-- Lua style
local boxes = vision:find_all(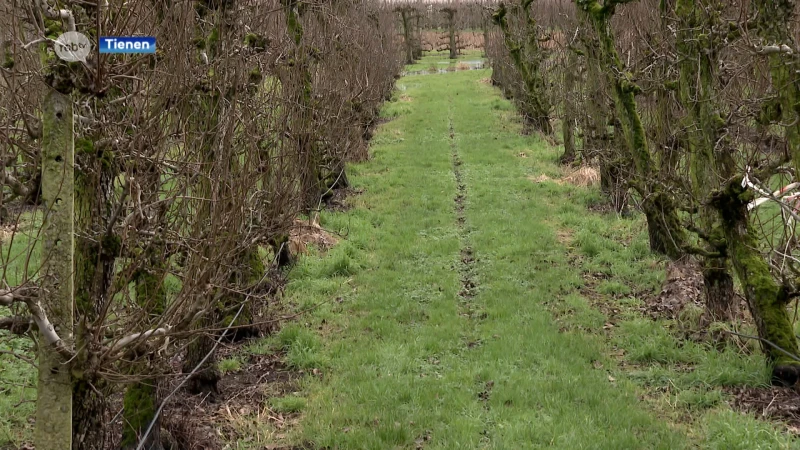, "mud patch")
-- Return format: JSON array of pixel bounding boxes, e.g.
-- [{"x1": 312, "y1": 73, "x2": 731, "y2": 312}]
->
[
  {"x1": 450, "y1": 105, "x2": 481, "y2": 320},
  {"x1": 728, "y1": 385, "x2": 800, "y2": 432},
  {"x1": 555, "y1": 227, "x2": 573, "y2": 245}
]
